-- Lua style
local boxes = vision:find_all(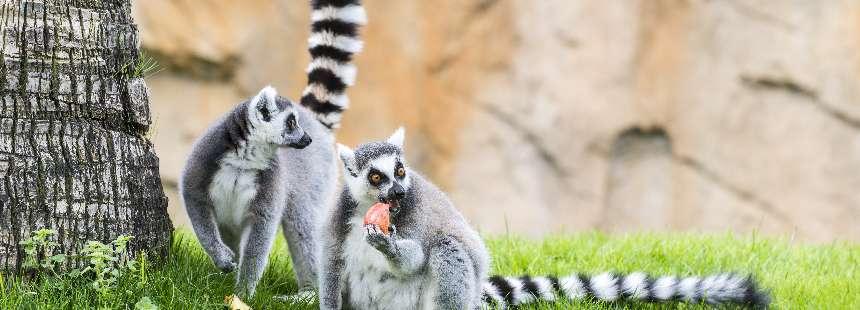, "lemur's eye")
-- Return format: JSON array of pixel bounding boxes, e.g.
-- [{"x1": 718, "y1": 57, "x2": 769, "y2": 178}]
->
[
  {"x1": 396, "y1": 167, "x2": 405, "y2": 177},
  {"x1": 287, "y1": 115, "x2": 297, "y2": 130},
  {"x1": 369, "y1": 173, "x2": 382, "y2": 185}
]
